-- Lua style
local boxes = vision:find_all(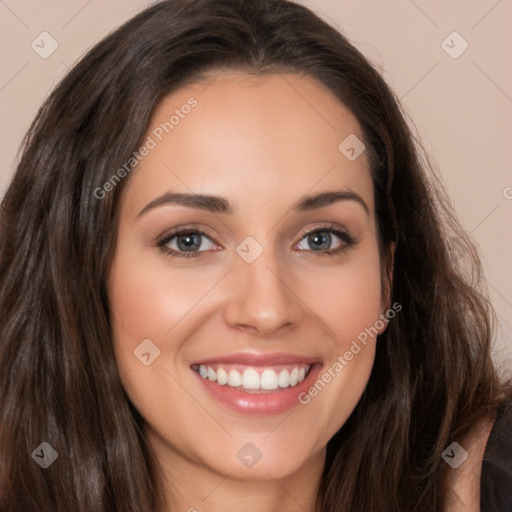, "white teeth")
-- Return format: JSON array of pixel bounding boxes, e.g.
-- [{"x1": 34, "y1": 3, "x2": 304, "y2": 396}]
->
[
  {"x1": 228, "y1": 369, "x2": 242, "y2": 387},
  {"x1": 217, "y1": 367, "x2": 228, "y2": 385},
  {"x1": 196, "y1": 364, "x2": 311, "y2": 391},
  {"x1": 278, "y1": 369, "x2": 290, "y2": 388},
  {"x1": 260, "y1": 369, "x2": 279, "y2": 390},
  {"x1": 242, "y1": 368, "x2": 260, "y2": 389}
]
